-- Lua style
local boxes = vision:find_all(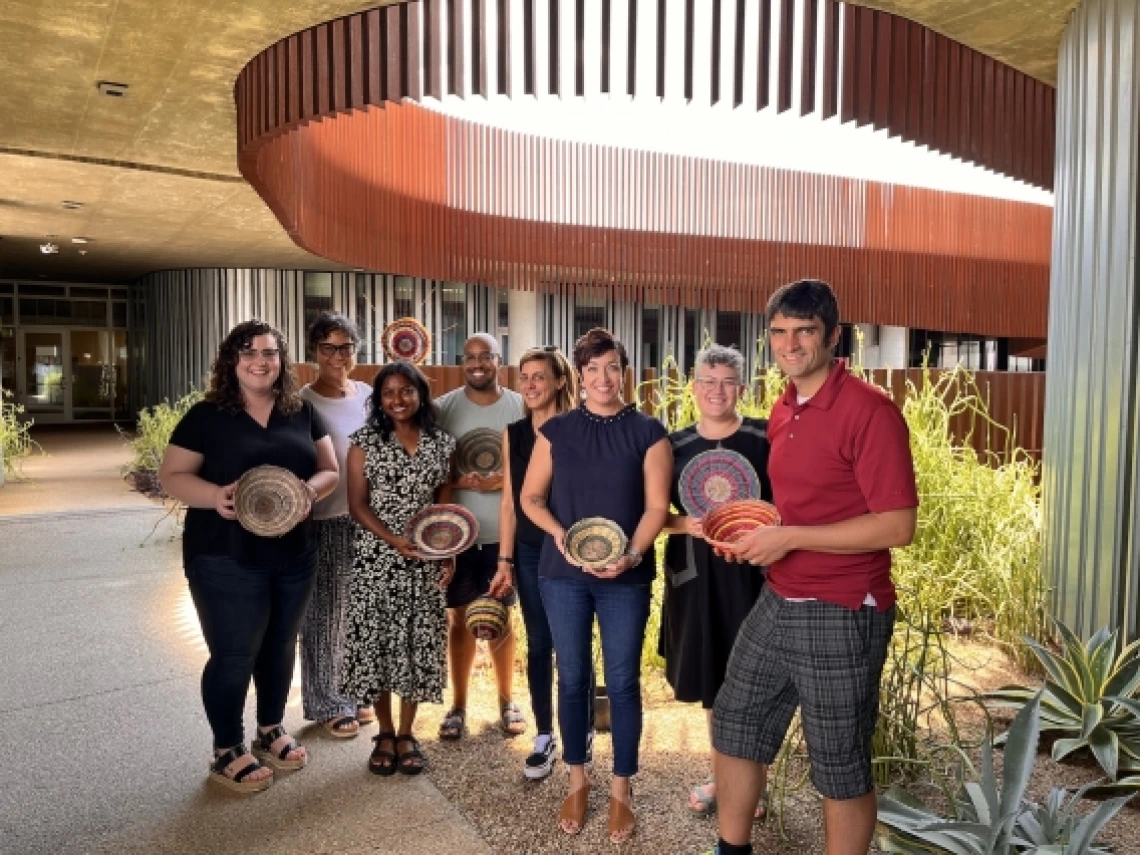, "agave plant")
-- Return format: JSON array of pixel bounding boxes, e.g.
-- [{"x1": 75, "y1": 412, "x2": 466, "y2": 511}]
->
[
  {"x1": 984, "y1": 617, "x2": 1140, "y2": 781},
  {"x1": 877, "y1": 693, "x2": 1134, "y2": 854}
]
